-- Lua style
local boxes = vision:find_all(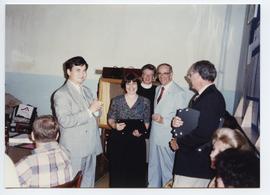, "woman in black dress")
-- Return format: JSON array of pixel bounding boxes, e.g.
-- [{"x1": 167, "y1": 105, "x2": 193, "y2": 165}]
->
[{"x1": 107, "y1": 73, "x2": 150, "y2": 188}]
